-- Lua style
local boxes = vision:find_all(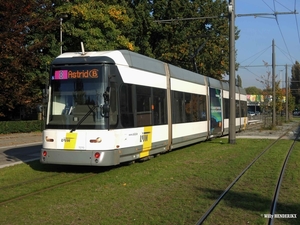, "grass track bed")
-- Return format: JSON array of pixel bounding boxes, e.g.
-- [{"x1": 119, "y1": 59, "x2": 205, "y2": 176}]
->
[
  {"x1": 203, "y1": 140, "x2": 299, "y2": 225},
  {"x1": 0, "y1": 138, "x2": 299, "y2": 225}
]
